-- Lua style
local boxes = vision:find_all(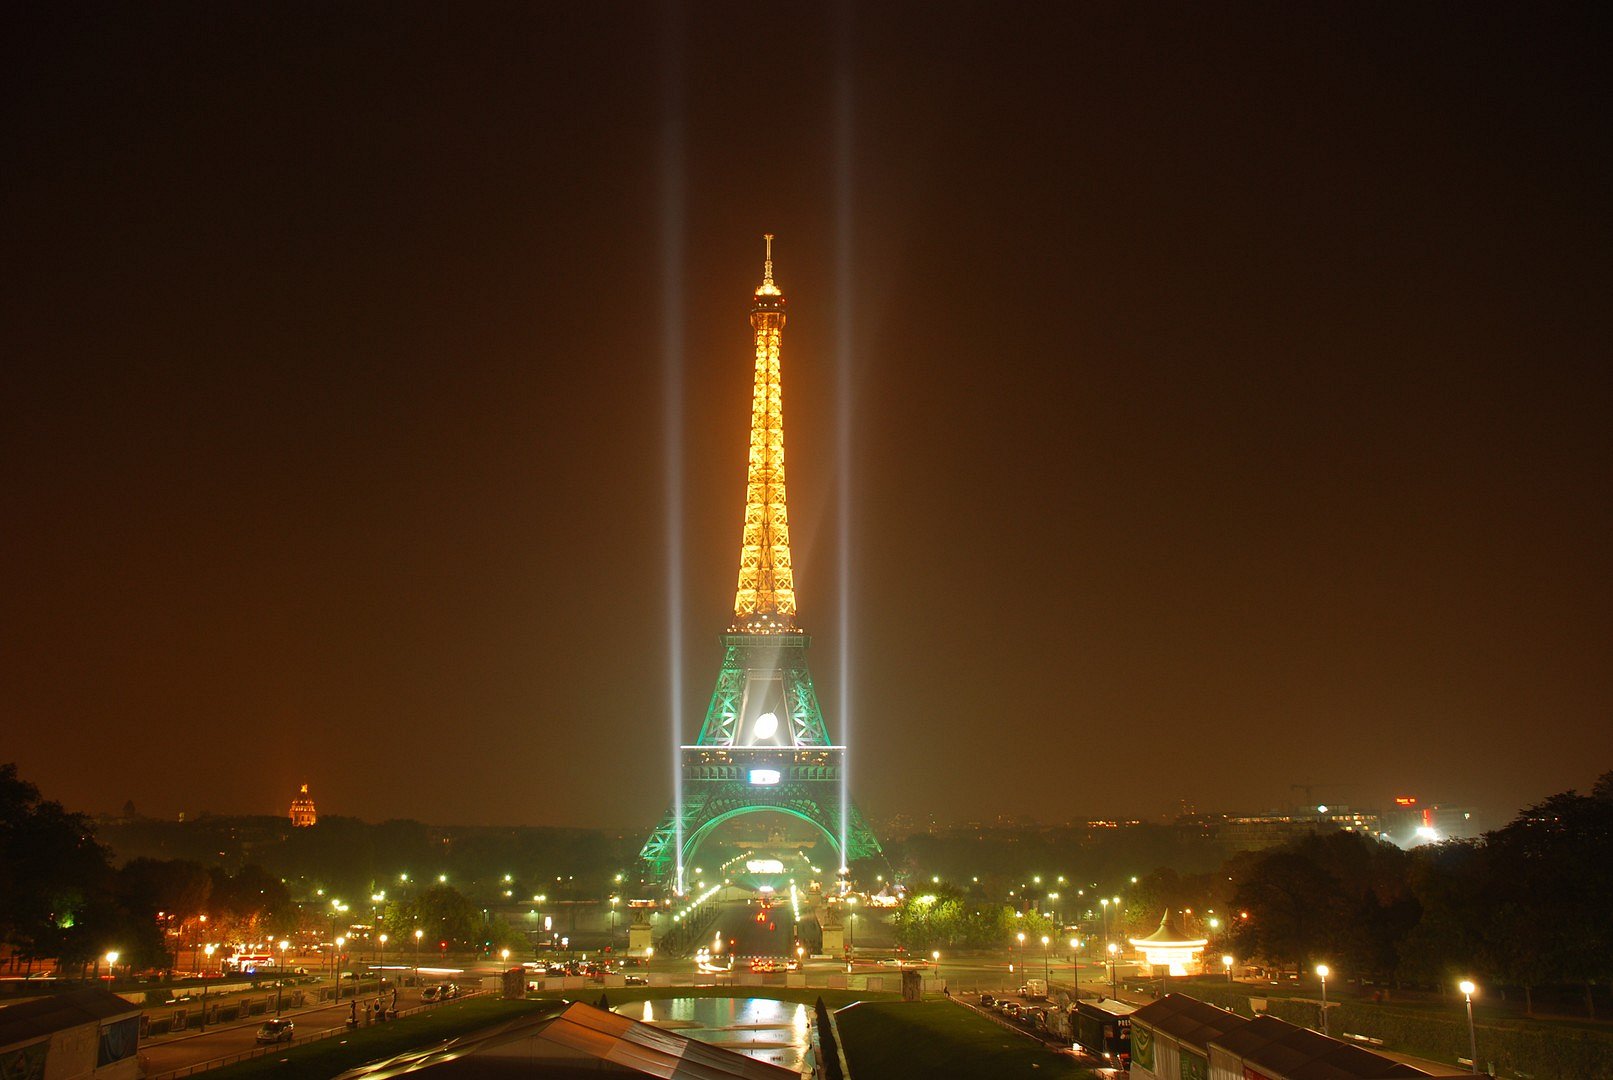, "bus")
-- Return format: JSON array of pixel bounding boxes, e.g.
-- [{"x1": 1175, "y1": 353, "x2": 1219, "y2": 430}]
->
[
  {"x1": 223, "y1": 953, "x2": 275, "y2": 973},
  {"x1": 1072, "y1": 998, "x2": 1134, "y2": 1068}
]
